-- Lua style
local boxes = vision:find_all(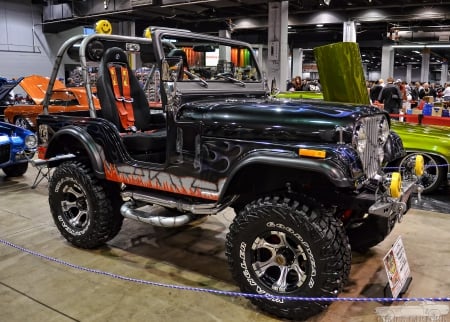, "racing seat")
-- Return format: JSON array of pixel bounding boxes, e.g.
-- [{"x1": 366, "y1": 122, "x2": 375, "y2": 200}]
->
[{"x1": 96, "y1": 47, "x2": 166, "y2": 162}]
